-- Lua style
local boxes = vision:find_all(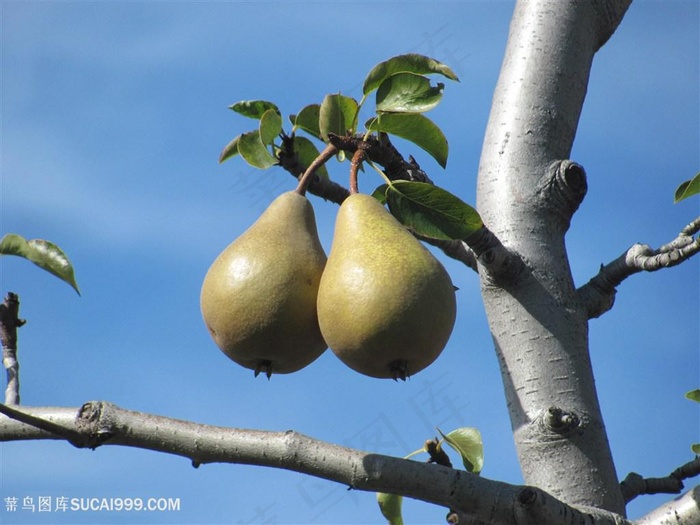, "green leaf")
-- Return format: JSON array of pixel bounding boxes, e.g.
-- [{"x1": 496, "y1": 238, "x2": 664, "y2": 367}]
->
[
  {"x1": 237, "y1": 131, "x2": 277, "y2": 169},
  {"x1": 692, "y1": 444, "x2": 700, "y2": 454},
  {"x1": 363, "y1": 53, "x2": 459, "y2": 96},
  {"x1": 219, "y1": 135, "x2": 241, "y2": 164},
  {"x1": 376, "y1": 492, "x2": 403, "y2": 525},
  {"x1": 229, "y1": 100, "x2": 280, "y2": 120},
  {"x1": 319, "y1": 93, "x2": 359, "y2": 141},
  {"x1": 371, "y1": 184, "x2": 389, "y2": 204},
  {"x1": 259, "y1": 109, "x2": 282, "y2": 146},
  {"x1": 0, "y1": 234, "x2": 80, "y2": 295},
  {"x1": 685, "y1": 389, "x2": 700, "y2": 403},
  {"x1": 367, "y1": 113, "x2": 448, "y2": 168},
  {"x1": 291, "y1": 136, "x2": 329, "y2": 179},
  {"x1": 386, "y1": 181, "x2": 483, "y2": 240},
  {"x1": 292, "y1": 104, "x2": 322, "y2": 140},
  {"x1": 674, "y1": 172, "x2": 700, "y2": 203},
  {"x1": 438, "y1": 427, "x2": 484, "y2": 475},
  {"x1": 376, "y1": 73, "x2": 444, "y2": 113}
]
